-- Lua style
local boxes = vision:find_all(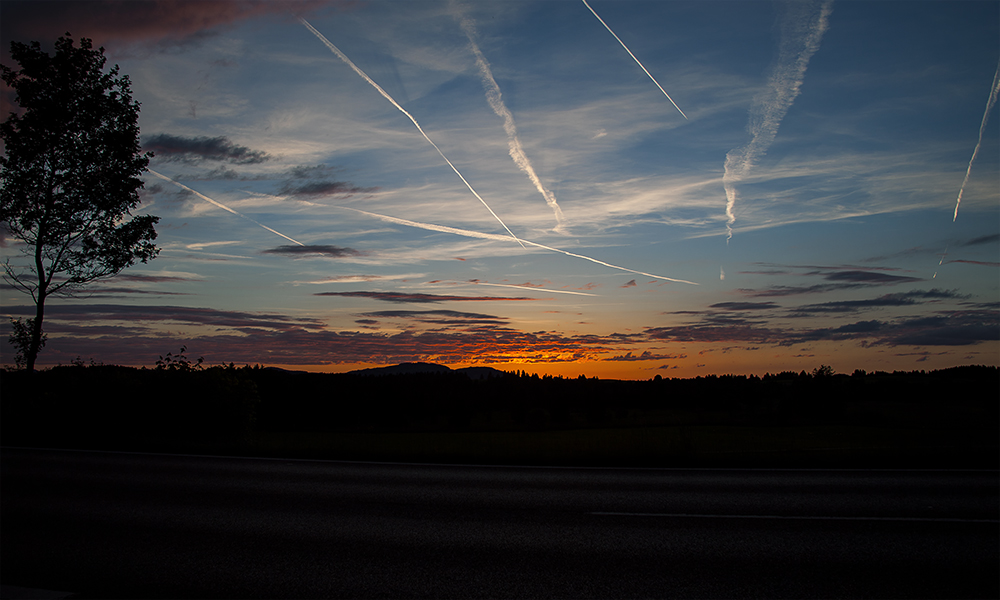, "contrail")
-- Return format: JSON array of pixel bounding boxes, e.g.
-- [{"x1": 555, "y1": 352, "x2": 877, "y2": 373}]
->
[
  {"x1": 723, "y1": 0, "x2": 832, "y2": 242},
  {"x1": 952, "y1": 60, "x2": 1000, "y2": 222},
  {"x1": 299, "y1": 17, "x2": 524, "y2": 248},
  {"x1": 336, "y1": 205, "x2": 698, "y2": 285},
  {"x1": 148, "y1": 169, "x2": 305, "y2": 246},
  {"x1": 469, "y1": 281, "x2": 598, "y2": 297},
  {"x1": 581, "y1": 0, "x2": 687, "y2": 120},
  {"x1": 456, "y1": 10, "x2": 567, "y2": 230}
]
